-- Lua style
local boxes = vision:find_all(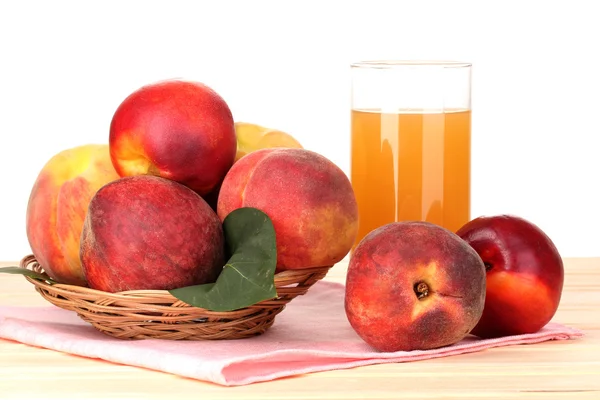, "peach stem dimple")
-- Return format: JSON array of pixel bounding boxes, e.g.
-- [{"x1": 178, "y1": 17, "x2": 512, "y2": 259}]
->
[{"x1": 414, "y1": 281, "x2": 430, "y2": 299}]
